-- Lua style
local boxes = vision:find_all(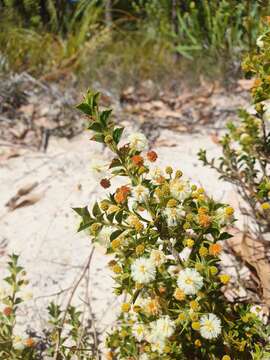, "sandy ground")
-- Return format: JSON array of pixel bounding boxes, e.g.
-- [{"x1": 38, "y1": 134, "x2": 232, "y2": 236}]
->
[{"x1": 0, "y1": 126, "x2": 238, "y2": 352}]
